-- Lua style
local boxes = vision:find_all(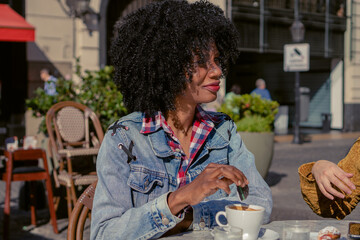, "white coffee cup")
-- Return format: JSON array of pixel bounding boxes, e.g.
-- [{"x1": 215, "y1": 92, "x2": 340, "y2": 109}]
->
[{"x1": 215, "y1": 204, "x2": 265, "y2": 240}]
